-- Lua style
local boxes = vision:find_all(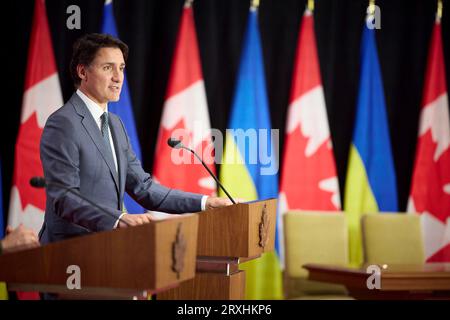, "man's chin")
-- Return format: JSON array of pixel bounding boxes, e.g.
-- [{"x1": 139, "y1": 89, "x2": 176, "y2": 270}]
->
[{"x1": 109, "y1": 94, "x2": 121, "y2": 102}]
